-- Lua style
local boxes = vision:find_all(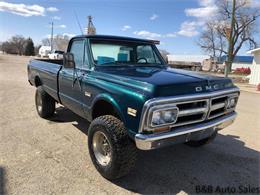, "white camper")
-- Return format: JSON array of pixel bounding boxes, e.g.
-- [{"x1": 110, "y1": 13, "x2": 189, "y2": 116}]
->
[{"x1": 39, "y1": 46, "x2": 51, "y2": 58}]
